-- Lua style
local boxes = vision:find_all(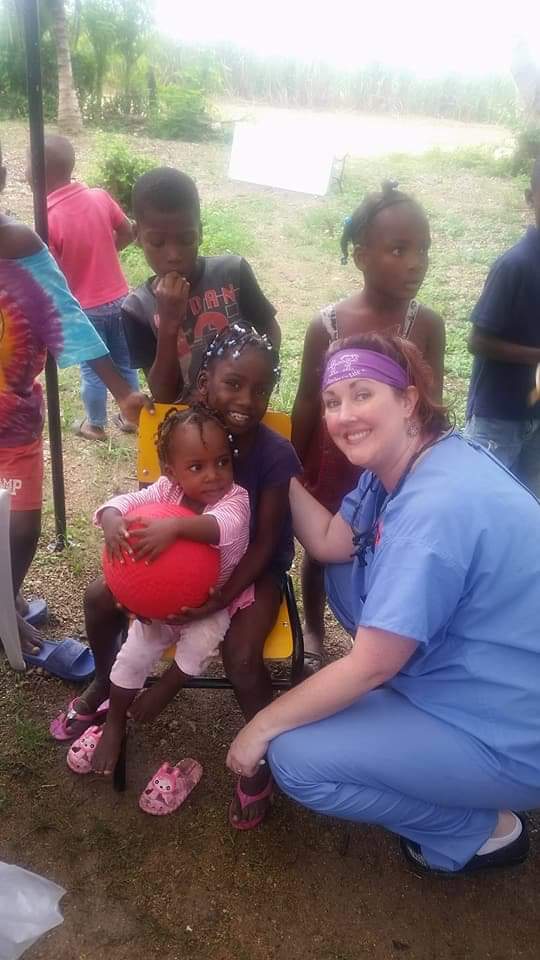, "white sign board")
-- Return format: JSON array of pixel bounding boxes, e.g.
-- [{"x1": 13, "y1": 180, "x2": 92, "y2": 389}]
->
[{"x1": 228, "y1": 120, "x2": 335, "y2": 196}]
